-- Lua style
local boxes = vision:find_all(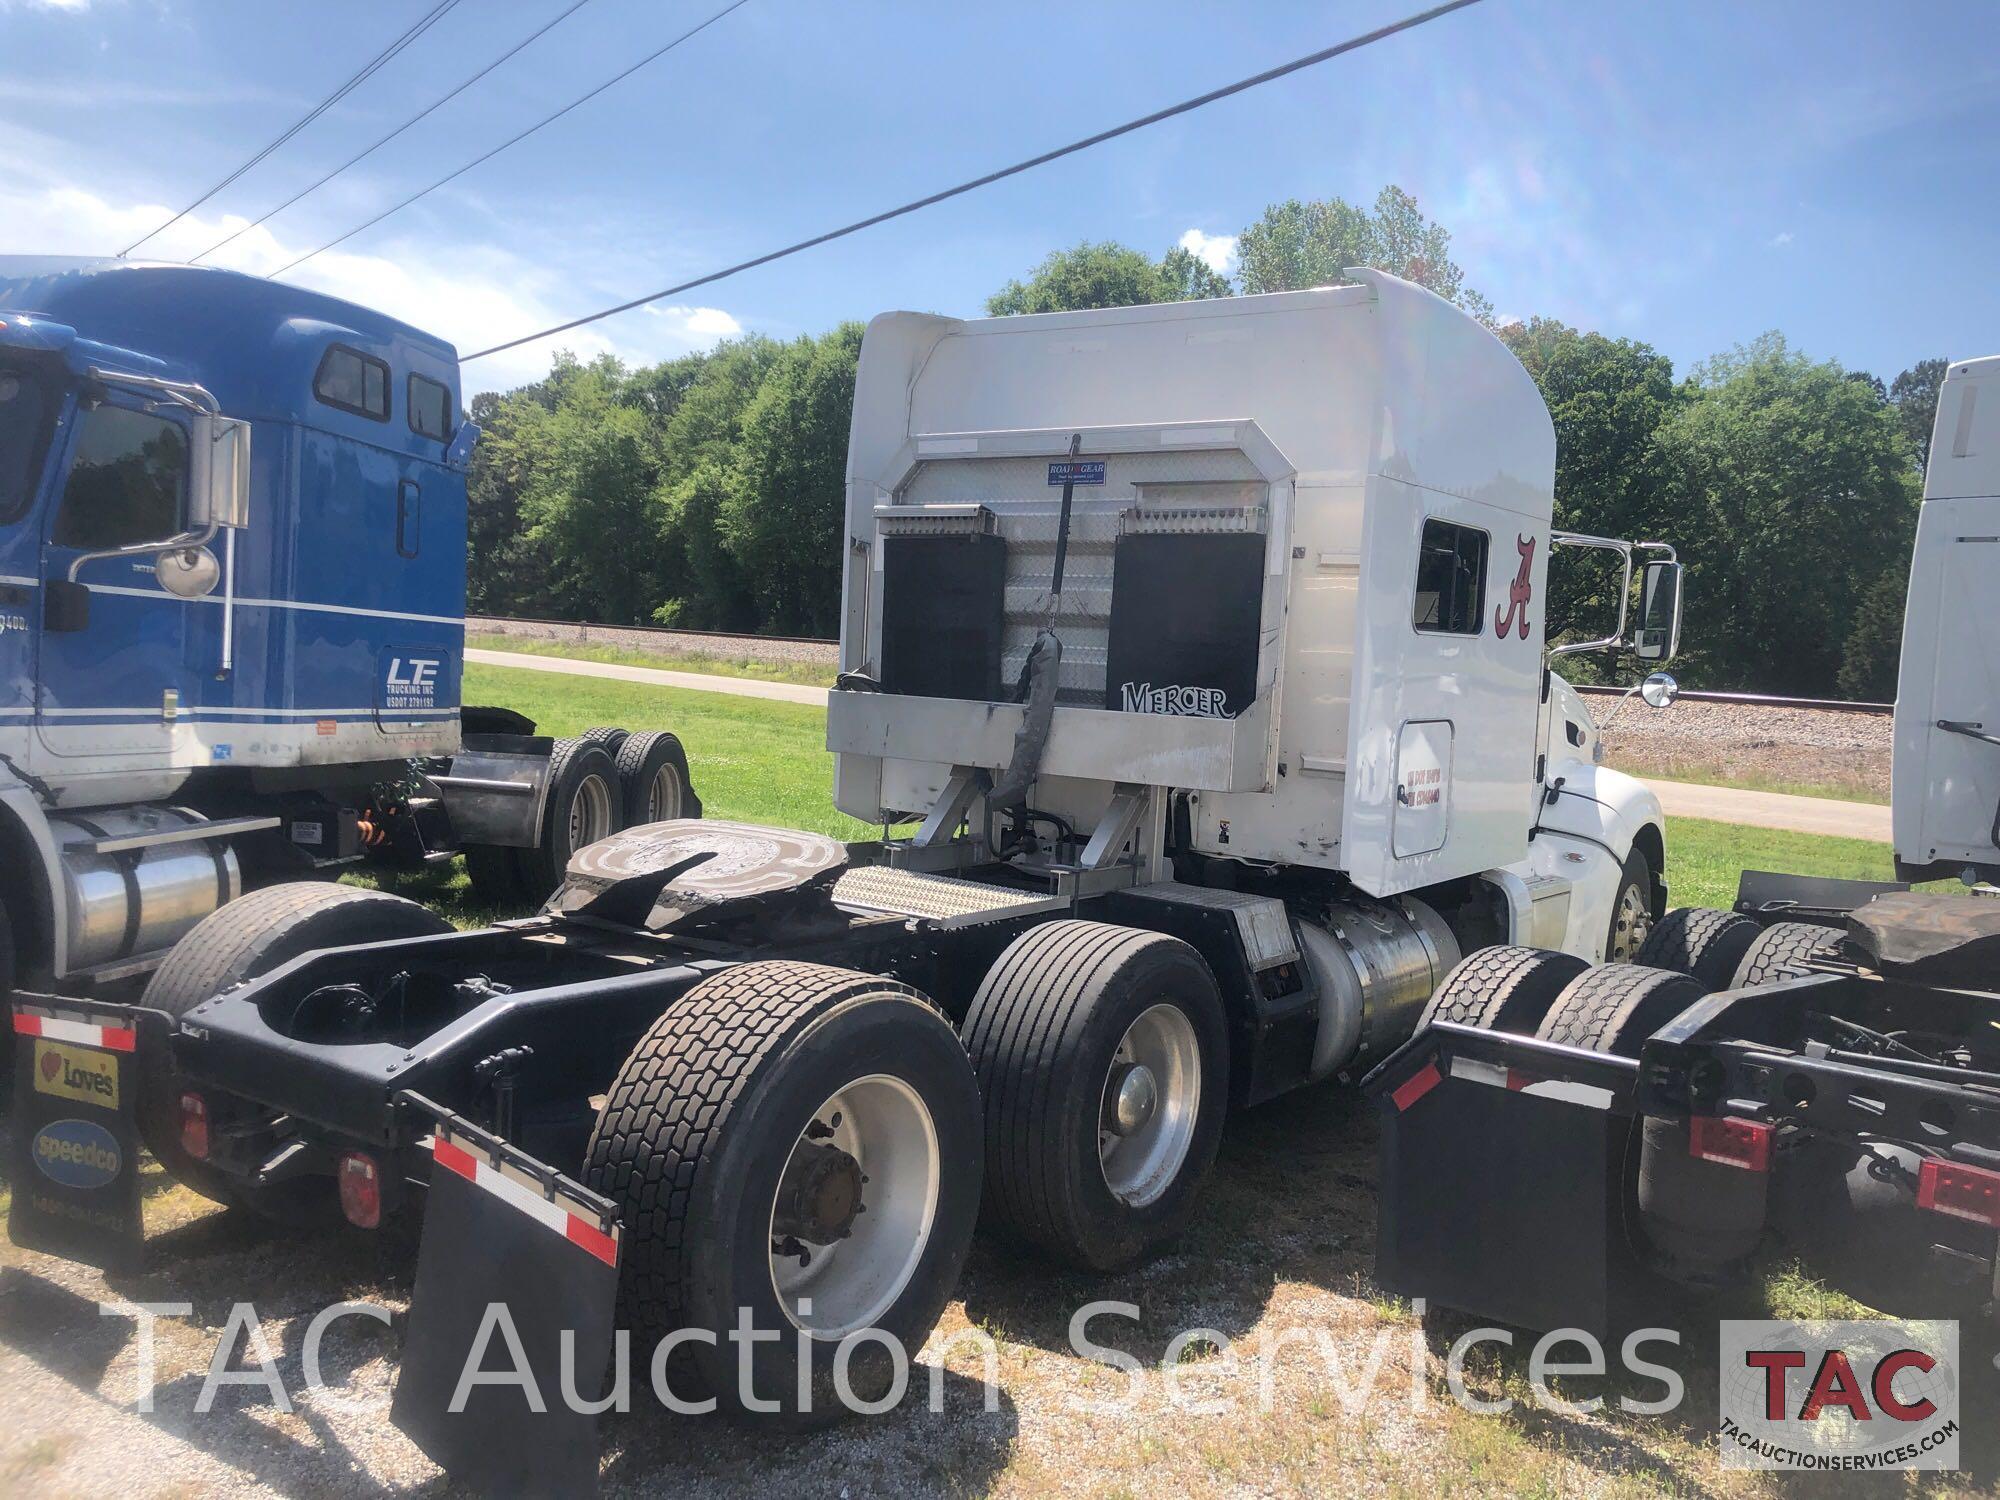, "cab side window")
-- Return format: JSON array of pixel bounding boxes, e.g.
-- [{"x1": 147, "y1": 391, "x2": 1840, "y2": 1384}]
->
[
  {"x1": 51, "y1": 404, "x2": 188, "y2": 549},
  {"x1": 408, "y1": 373, "x2": 454, "y2": 441},
  {"x1": 1412, "y1": 517, "x2": 1489, "y2": 635},
  {"x1": 314, "y1": 345, "x2": 390, "y2": 421}
]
